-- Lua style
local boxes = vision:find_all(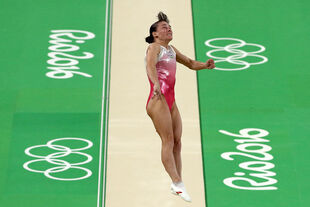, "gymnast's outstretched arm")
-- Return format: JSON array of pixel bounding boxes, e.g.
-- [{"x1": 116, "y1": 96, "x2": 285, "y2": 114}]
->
[{"x1": 171, "y1": 45, "x2": 215, "y2": 70}]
